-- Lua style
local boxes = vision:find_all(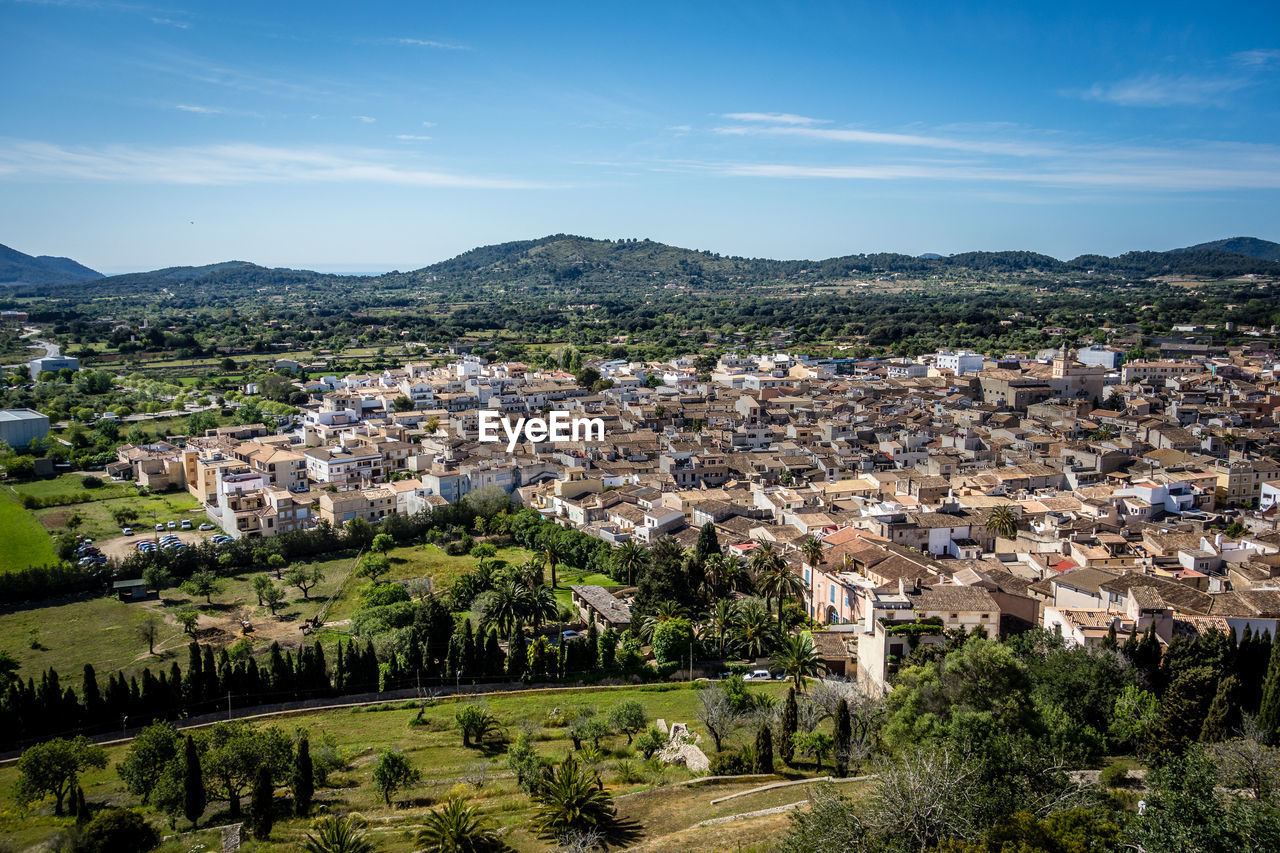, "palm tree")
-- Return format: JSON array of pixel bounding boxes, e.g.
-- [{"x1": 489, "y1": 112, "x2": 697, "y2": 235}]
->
[
  {"x1": 702, "y1": 552, "x2": 746, "y2": 600},
  {"x1": 302, "y1": 815, "x2": 379, "y2": 853},
  {"x1": 417, "y1": 798, "x2": 507, "y2": 853},
  {"x1": 757, "y1": 562, "x2": 806, "y2": 630},
  {"x1": 985, "y1": 504, "x2": 1018, "y2": 541},
  {"x1": 747, "y1": 540, "x2": 783, "y2": 578},
  {"x1": 637, "y1": 600, "x2": 687, "y2": 643},
  {"x1": 701, "y1": 599, "x2": 740, "y2": 659},
  {"x1": 478, "y1": 577, "x2": 532, "y2": 639},
  {"x1": 774, "y1": 632, "x2": 823, "y2": 691},
  {"x1": 542, "y1": 541, "x2": 565, "y2": 590},
  {"x1": 527, "y1": 585, "x2": 559, "y2": 630},
  {"x1": 517, "y1": 558, "x2": 544, "y2": 590},
  {"x1": 799, "y1": 535, "x2": 824, "y2": 569},
  {"x1": 530, "y1": 756, "x2": 625, "y2": 845},
  {"x1": 612, "y1": 539, "x2": 647, "y2": 587},
  {"x1": 735, "y1": 597, "x2": 780, "y2": 659}
]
